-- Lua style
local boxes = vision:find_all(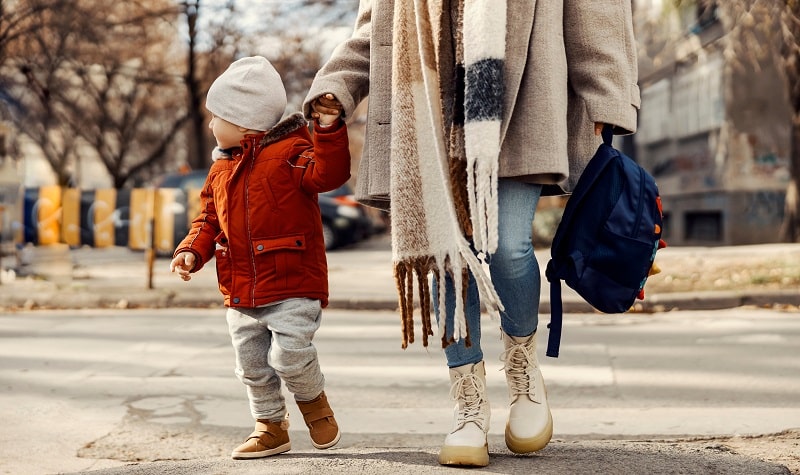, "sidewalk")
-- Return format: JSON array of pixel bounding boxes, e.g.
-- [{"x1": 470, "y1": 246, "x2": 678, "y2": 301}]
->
[
  {"x1": 1, "y1": 233, "x2": 799, "y2": 313},
  {"x1": 1, "y1": 236, "x2": 799, "y2": 474}
]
